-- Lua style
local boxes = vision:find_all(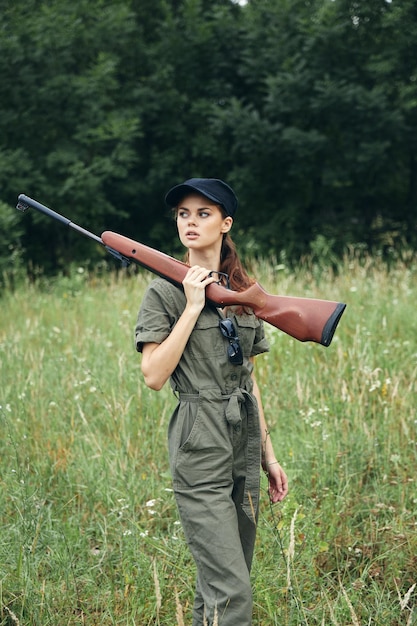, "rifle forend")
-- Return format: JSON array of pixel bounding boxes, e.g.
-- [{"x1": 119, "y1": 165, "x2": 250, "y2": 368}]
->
[{"x1": 16, "y1": 194, "x2": 346, "y2": 347}]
